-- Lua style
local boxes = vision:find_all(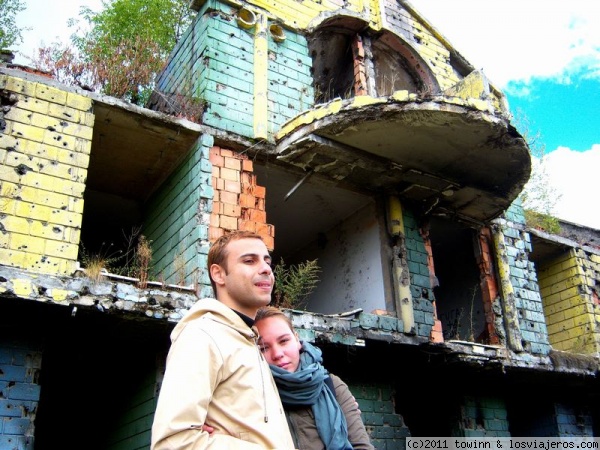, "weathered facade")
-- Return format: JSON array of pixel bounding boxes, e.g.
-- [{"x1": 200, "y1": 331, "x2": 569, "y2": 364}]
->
[{"x1": 1, "y1": 0, "x2": 599, "y2": 448}]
